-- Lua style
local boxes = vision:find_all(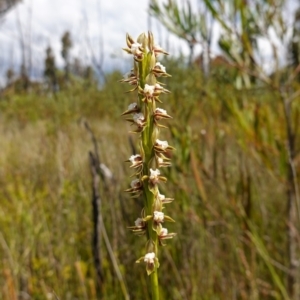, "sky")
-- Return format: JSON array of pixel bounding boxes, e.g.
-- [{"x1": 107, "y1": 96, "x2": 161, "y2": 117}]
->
[
  {"x1": 0, "y1": 0, "x2": 196, "y2": 81},
  {"x1": 0, "y1": 0, "x2": 298, "y2": 83}
]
